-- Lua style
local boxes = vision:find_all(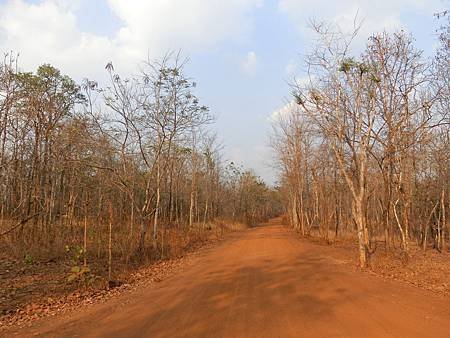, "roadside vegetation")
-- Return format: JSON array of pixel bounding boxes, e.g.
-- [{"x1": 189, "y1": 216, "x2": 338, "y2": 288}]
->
[
  {"x1": 272, "y1": 13, "x2": 449, "y2": 269},
  {"x1": 0, "y1": 53, "x2": 282, "y2": 318}
]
